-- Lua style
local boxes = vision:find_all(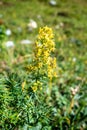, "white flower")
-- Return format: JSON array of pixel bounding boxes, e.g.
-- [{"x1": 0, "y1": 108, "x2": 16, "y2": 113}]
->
[
  {"x1": 49, "y1": 0, "x2": 57, "y2": 6},
  {"x1": 17, "y1": 27, "x2": 22, "y2": 33},
  {"x1": 20, "y1": 39, "x2": 32, "y2": 44},
  {"x1": 27, "y1": 19, "x2": 37, "y2": 31},
  {"x1": 5, "y1": 41, "x2": 14, "y2": 48},
  {"x1": 59, "y1": 22, "x2": 64, "y2": 27},
  {"x1": 55, "y1": 25, "x2": 60, "y2": 29},
  {"x1": 5, "y1": 29, "x2": 12, "y2": 36},
  {"x1": 73, "y1": 57, "x2": 76, "y2": 62},
  {"x1": 70, "y1": 86, "x2": 79, "y2": 95}
]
